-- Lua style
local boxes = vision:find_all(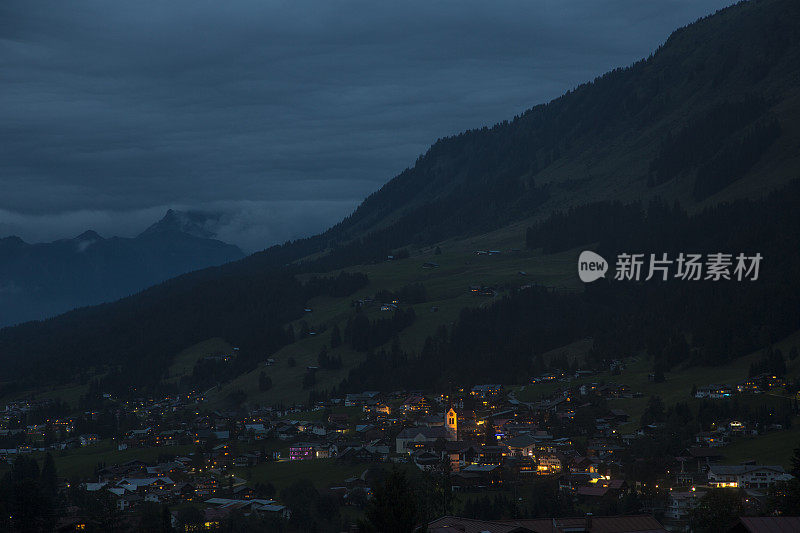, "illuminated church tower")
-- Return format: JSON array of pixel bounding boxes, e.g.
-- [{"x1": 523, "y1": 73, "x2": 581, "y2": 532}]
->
[{"x1": 446, "y1": 407, "x2": 458, "y2": 440}]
